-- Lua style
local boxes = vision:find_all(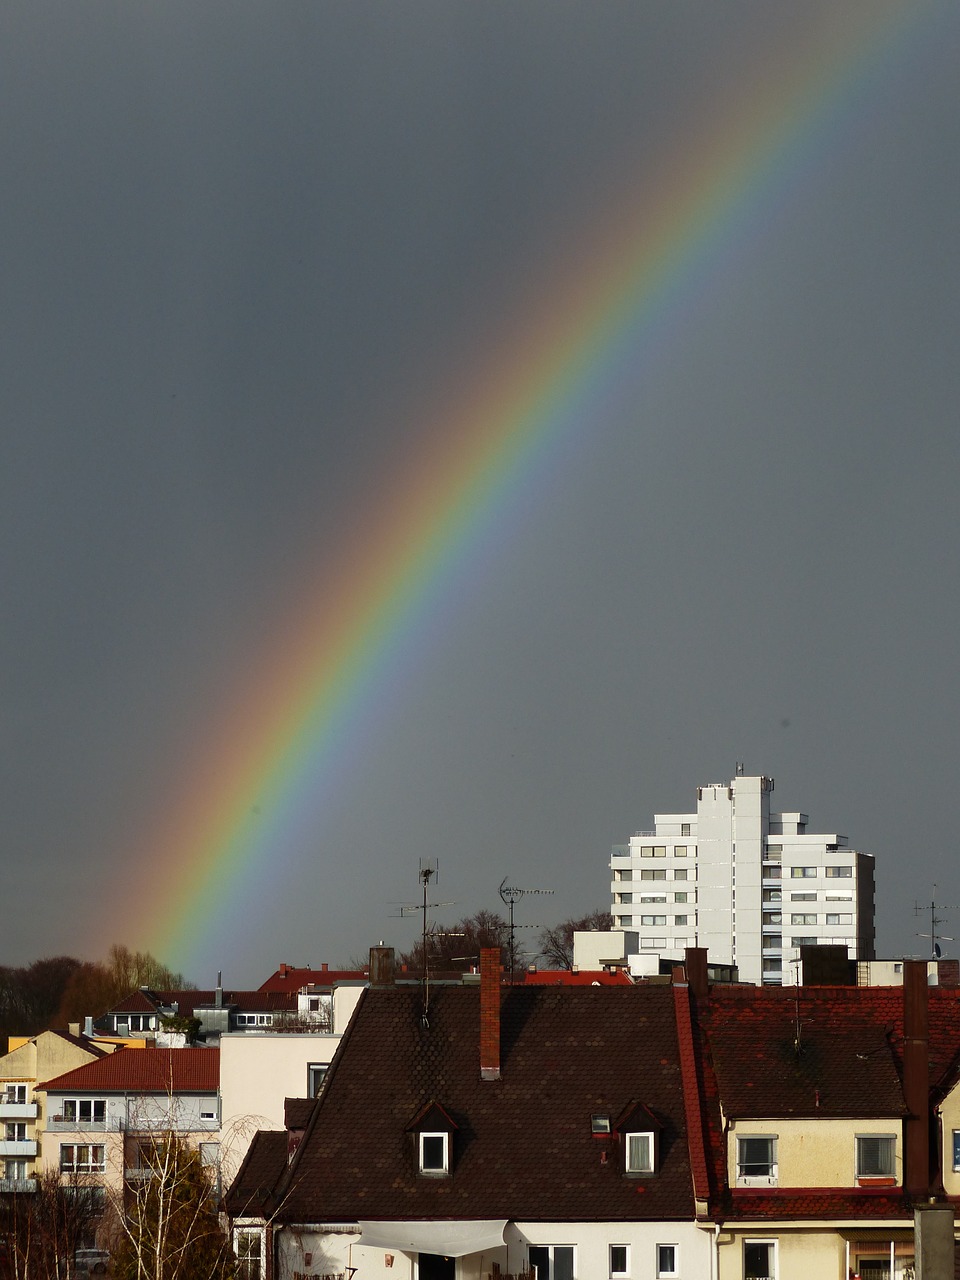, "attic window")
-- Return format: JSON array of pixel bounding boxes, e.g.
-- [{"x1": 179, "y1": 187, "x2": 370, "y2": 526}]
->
[
  {"x1": 419, "y1": 1132, "x2": 449, "y2": 1175},
  {"x1": 625, "y1": 1132, "x2": 654, "y2": 1173},
  {"x1": 591, "y1": 1114, "x2": 611, "y2": 1135}
]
